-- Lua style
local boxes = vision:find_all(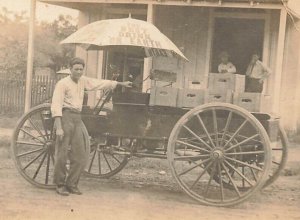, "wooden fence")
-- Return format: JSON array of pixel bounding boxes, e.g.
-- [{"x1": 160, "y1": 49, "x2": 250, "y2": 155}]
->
[{"x1": 0, "y1": 75, "x2": 58, "y2": 114}]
